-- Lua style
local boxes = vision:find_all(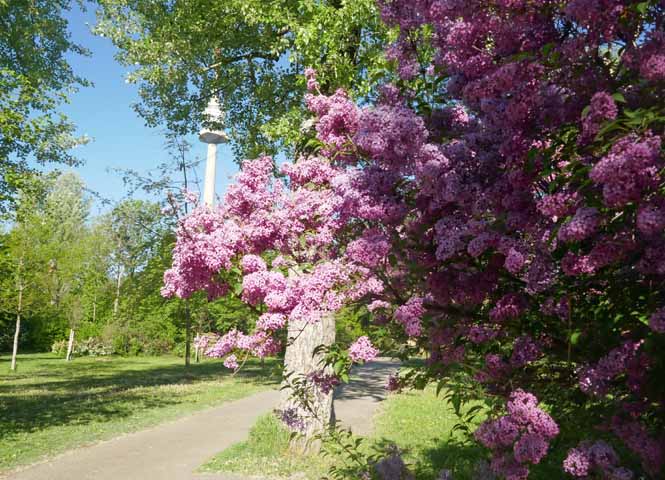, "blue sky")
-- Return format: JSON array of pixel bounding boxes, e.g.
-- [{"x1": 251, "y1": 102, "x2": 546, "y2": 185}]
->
[{"x1": 59, "y1": 3, "x2": 239, "y2": 216}]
